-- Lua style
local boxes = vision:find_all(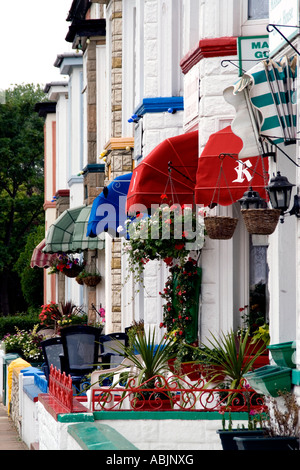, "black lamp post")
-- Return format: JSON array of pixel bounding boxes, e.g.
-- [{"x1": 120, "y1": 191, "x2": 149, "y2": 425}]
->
[
  {"x1": 239, "y1": 187, "x2": 267, "y2": 209},
  {"x1": 267, "y1": 171, "x2": 297, "y2": 222}
]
